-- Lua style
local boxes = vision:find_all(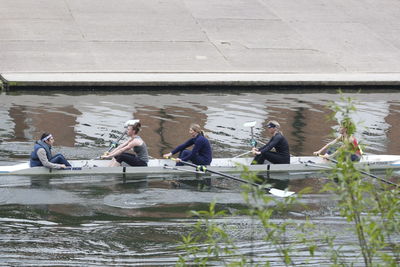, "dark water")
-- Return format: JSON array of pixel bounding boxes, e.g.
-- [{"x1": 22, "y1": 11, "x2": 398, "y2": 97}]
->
[{"x1": 0, "y1": 90, "x2": 399, "y2": 266}]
